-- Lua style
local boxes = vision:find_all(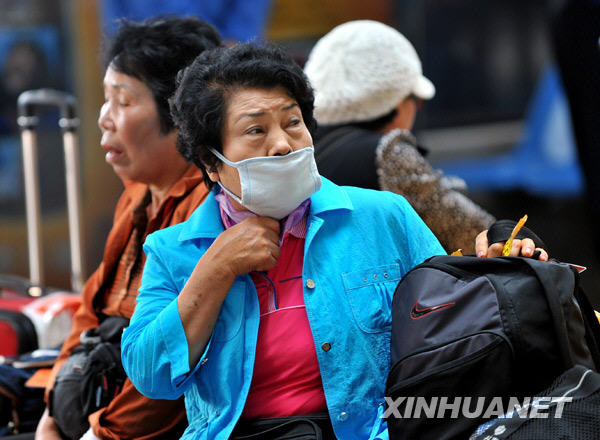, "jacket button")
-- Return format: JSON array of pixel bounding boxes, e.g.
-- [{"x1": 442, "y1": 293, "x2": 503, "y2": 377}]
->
[
  {"x1": 339, "y1": 412, "x2": 348, "y2": 421},
  {"x1": 321, "y1": 342, "x2": 331, "y2": 352},
  {"x1": 306, "y1": 279, "x2": 316, "y2": 289}
]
